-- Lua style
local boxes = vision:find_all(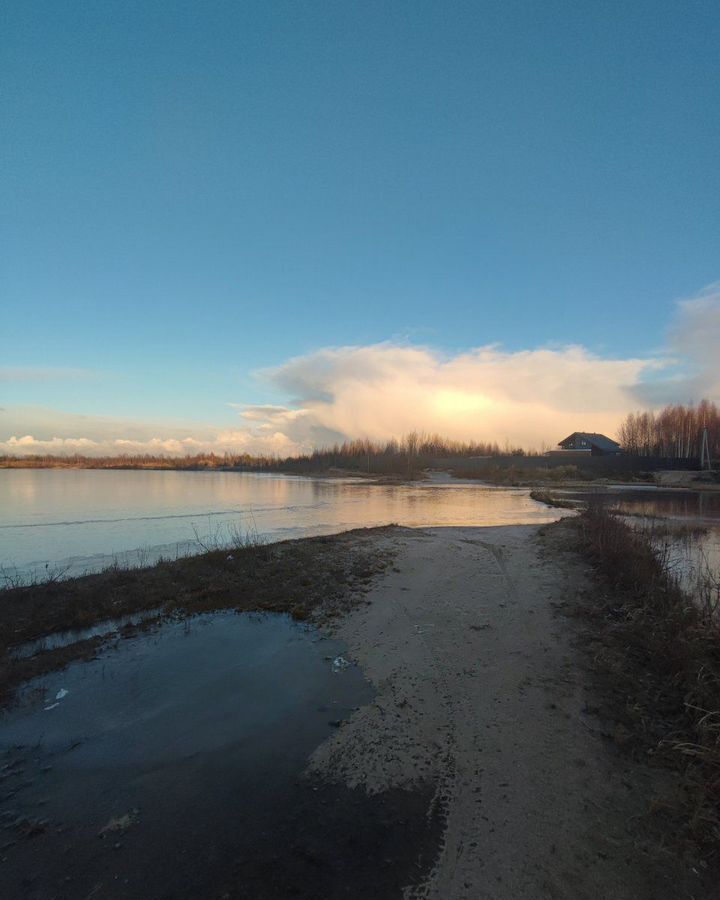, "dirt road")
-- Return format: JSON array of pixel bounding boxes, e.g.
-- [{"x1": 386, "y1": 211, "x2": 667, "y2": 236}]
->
[{"x1": 311, "y1": 524, "x2": 703, "y2": 899}]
